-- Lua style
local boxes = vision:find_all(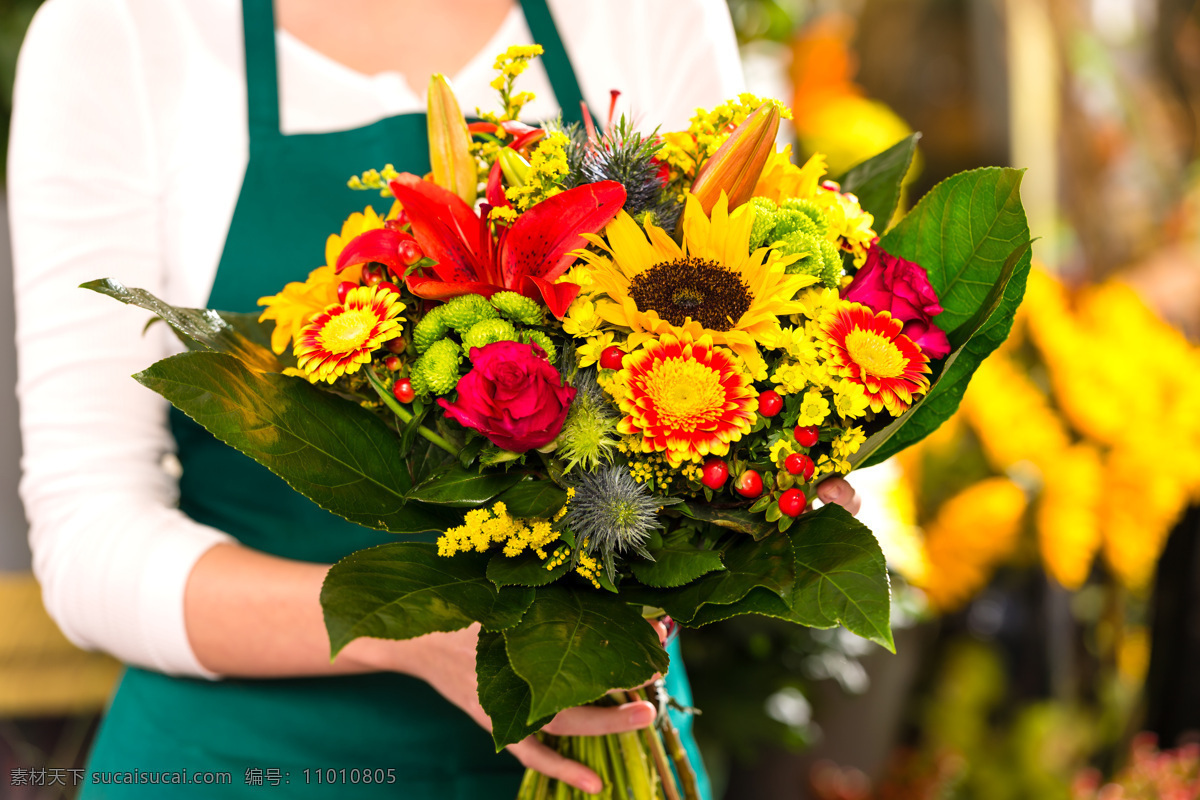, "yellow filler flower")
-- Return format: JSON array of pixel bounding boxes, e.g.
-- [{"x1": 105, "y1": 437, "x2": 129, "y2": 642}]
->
[{"x1": 577, "y1": 193, "x2": 815, "y2": 378}]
